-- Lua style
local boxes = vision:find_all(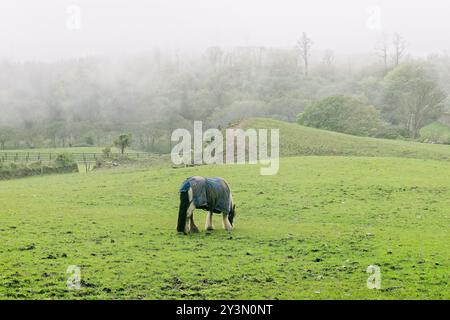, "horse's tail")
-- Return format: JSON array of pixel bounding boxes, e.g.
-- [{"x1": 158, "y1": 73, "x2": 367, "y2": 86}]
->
[
  {"x1": 177, "y1": 189, "x2": 190, "y2": 233},
  {"x1": 228, "y1": 192, "x2": 236, "y2": 226}
]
